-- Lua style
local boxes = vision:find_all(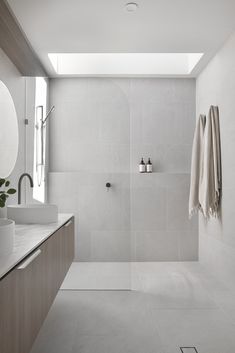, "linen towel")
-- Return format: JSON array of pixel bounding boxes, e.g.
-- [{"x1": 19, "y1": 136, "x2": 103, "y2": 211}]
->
[
  {"x1": 199, "y1": 106, "x2": 221, "y2": 218},
  {"x1": 189, "y1": 114, "x2": 206, "y2": 217}
]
